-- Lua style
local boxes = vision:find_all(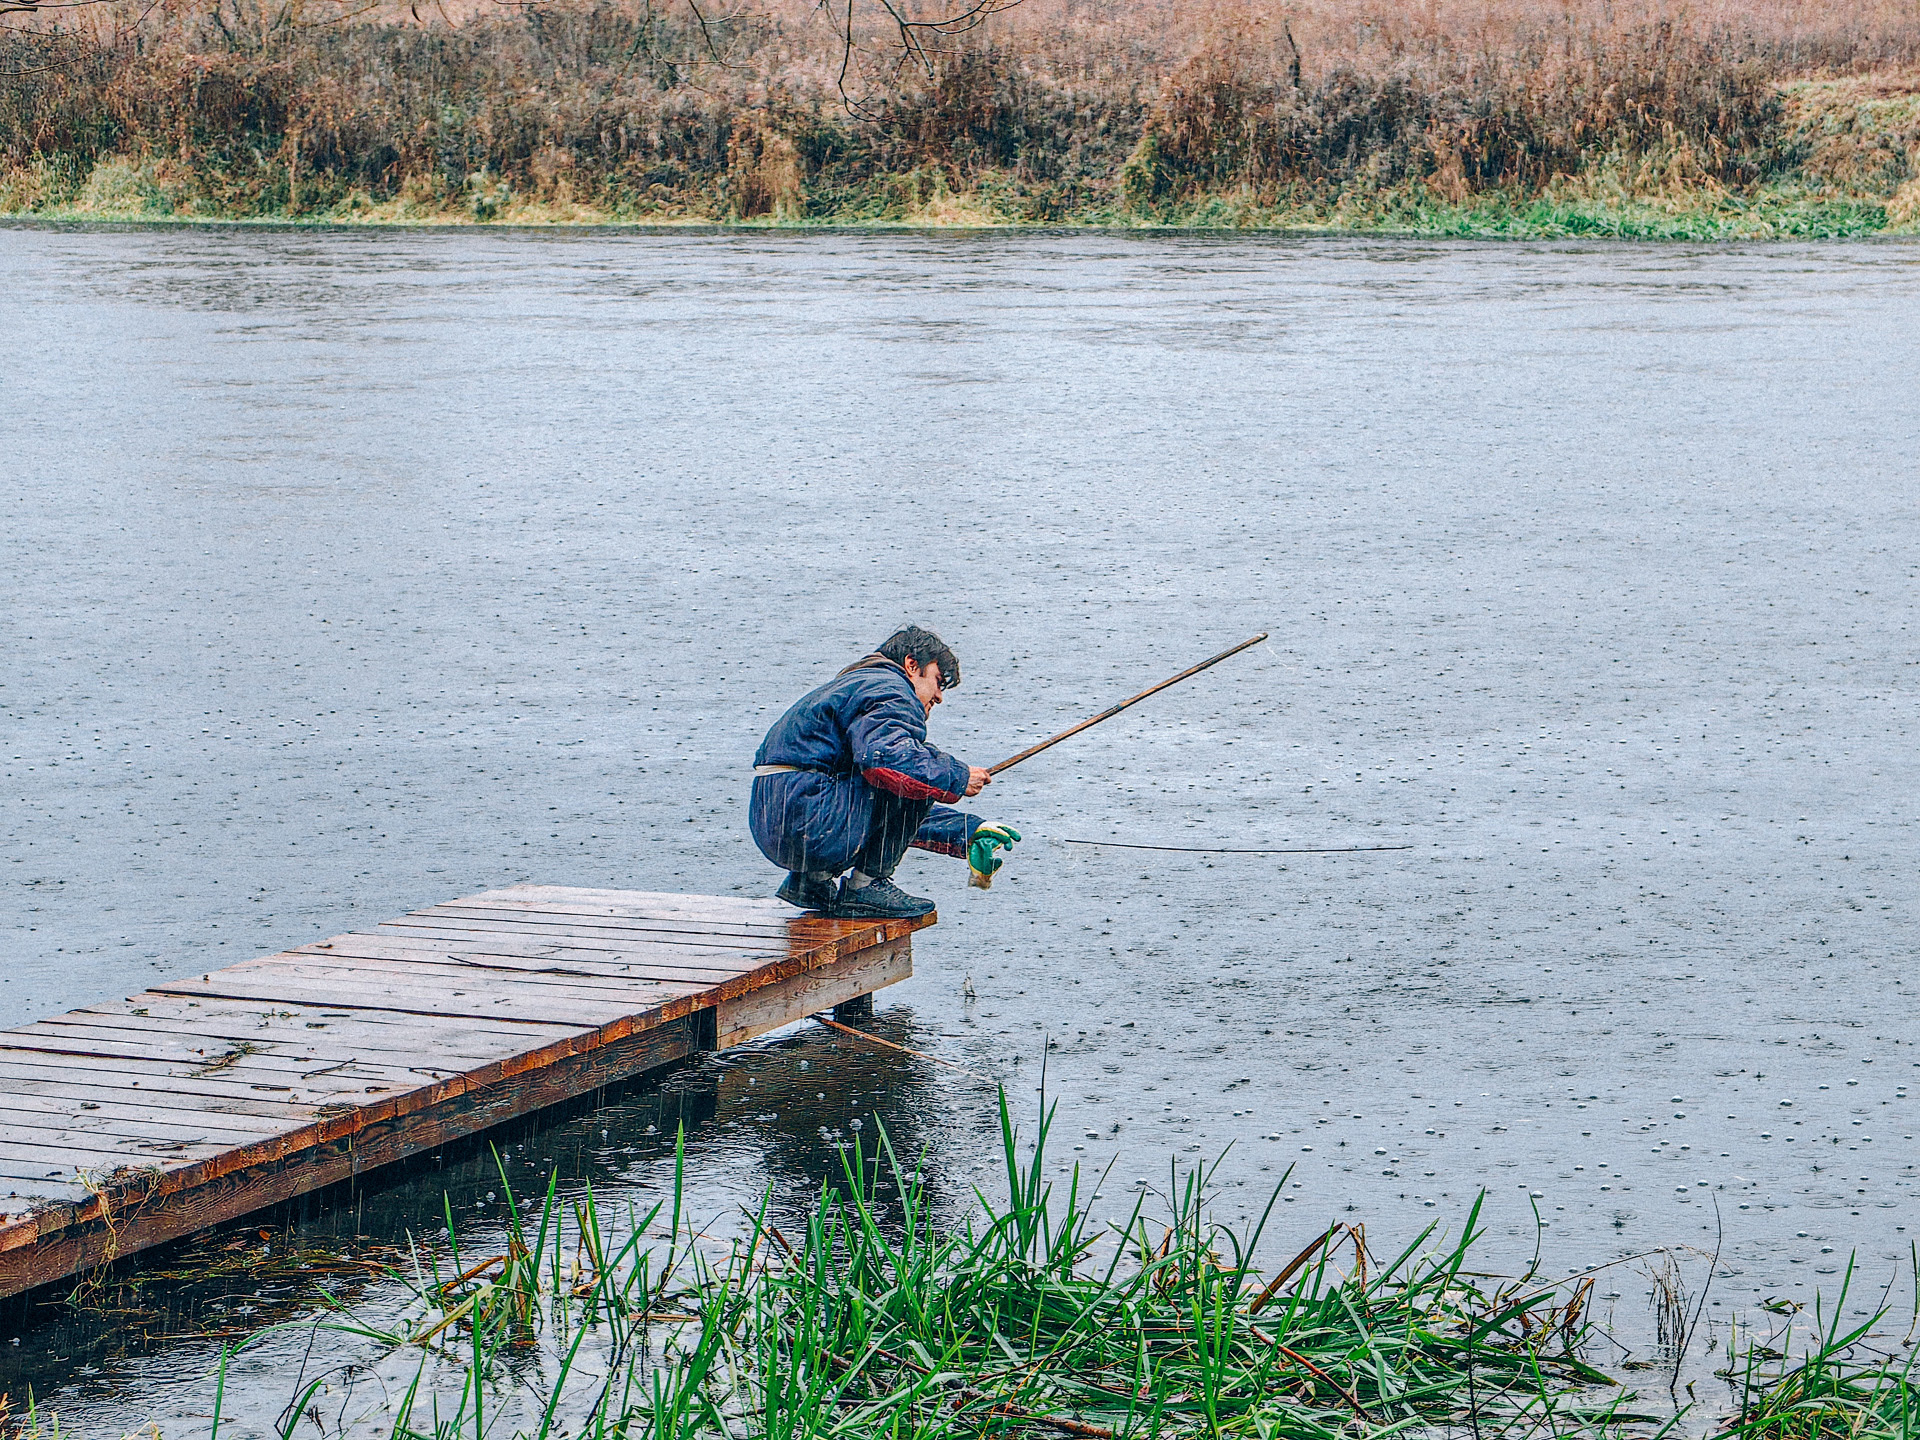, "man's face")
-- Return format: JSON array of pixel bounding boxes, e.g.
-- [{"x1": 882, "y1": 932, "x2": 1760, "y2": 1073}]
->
[{"x1": 903, "y1": 656, "x2": 945, "y2": 715}]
